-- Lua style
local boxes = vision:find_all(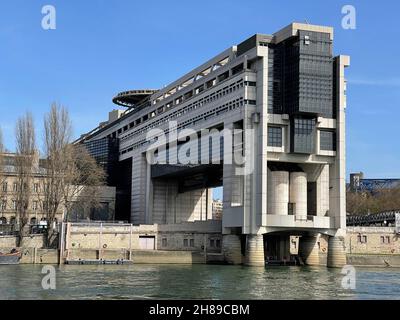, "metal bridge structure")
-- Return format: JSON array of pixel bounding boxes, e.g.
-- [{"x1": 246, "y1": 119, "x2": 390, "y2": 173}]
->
[
  {"x1": 347, "y1": 210, "x2": 400, "y2": 227},
  {"x1": 351, "y1": 179, "x2": 400, "y2": 193}
]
